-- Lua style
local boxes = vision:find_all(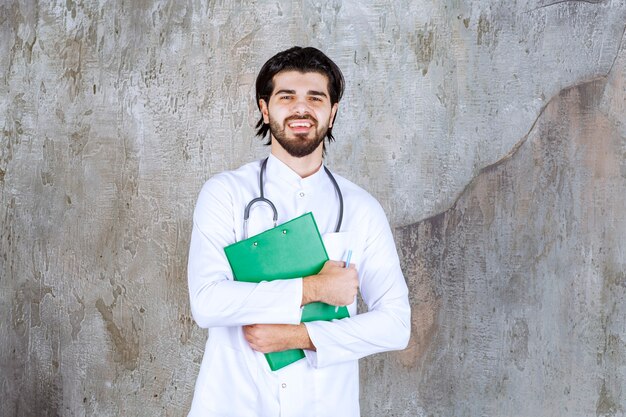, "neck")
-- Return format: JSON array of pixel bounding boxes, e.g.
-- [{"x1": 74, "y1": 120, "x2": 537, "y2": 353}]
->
[{"x1": 270, "y1": 141, "x2": 324, "y2": 178}]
